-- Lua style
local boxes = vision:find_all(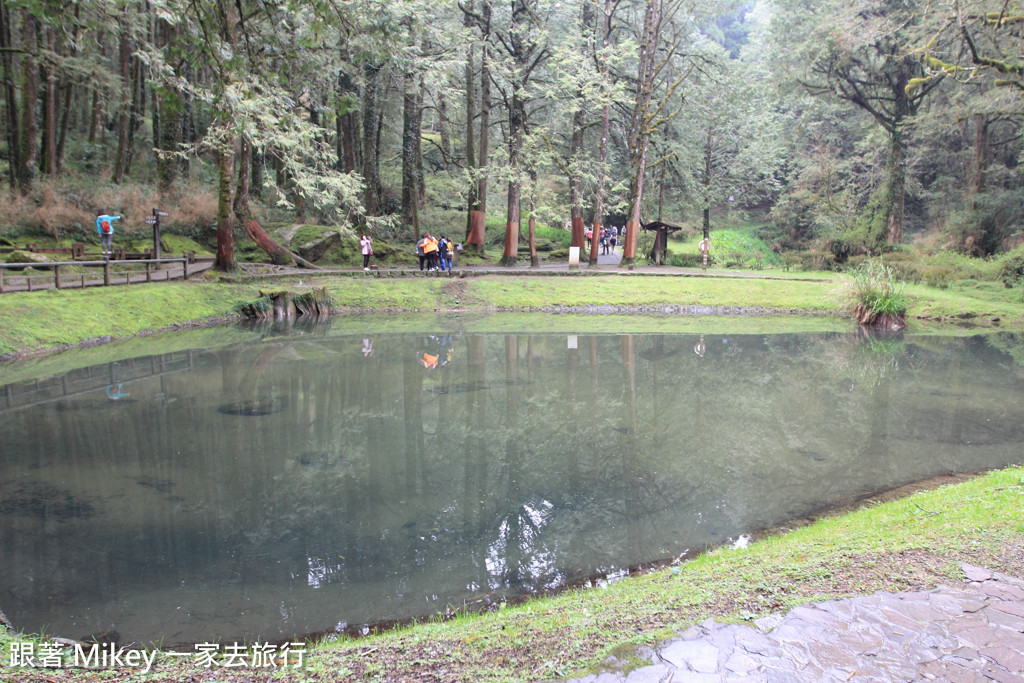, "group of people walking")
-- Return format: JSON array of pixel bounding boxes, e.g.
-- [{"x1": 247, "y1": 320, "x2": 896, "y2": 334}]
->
[
  {"x1": 585, "y1": 225, "x2": 624, "y2": 255},
  {"x1": 361, "y1": 231, "x2": 460, "y2": 271},
  {"x1": 416, "y1": 233, "x2": 457, "y2": 272}
]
